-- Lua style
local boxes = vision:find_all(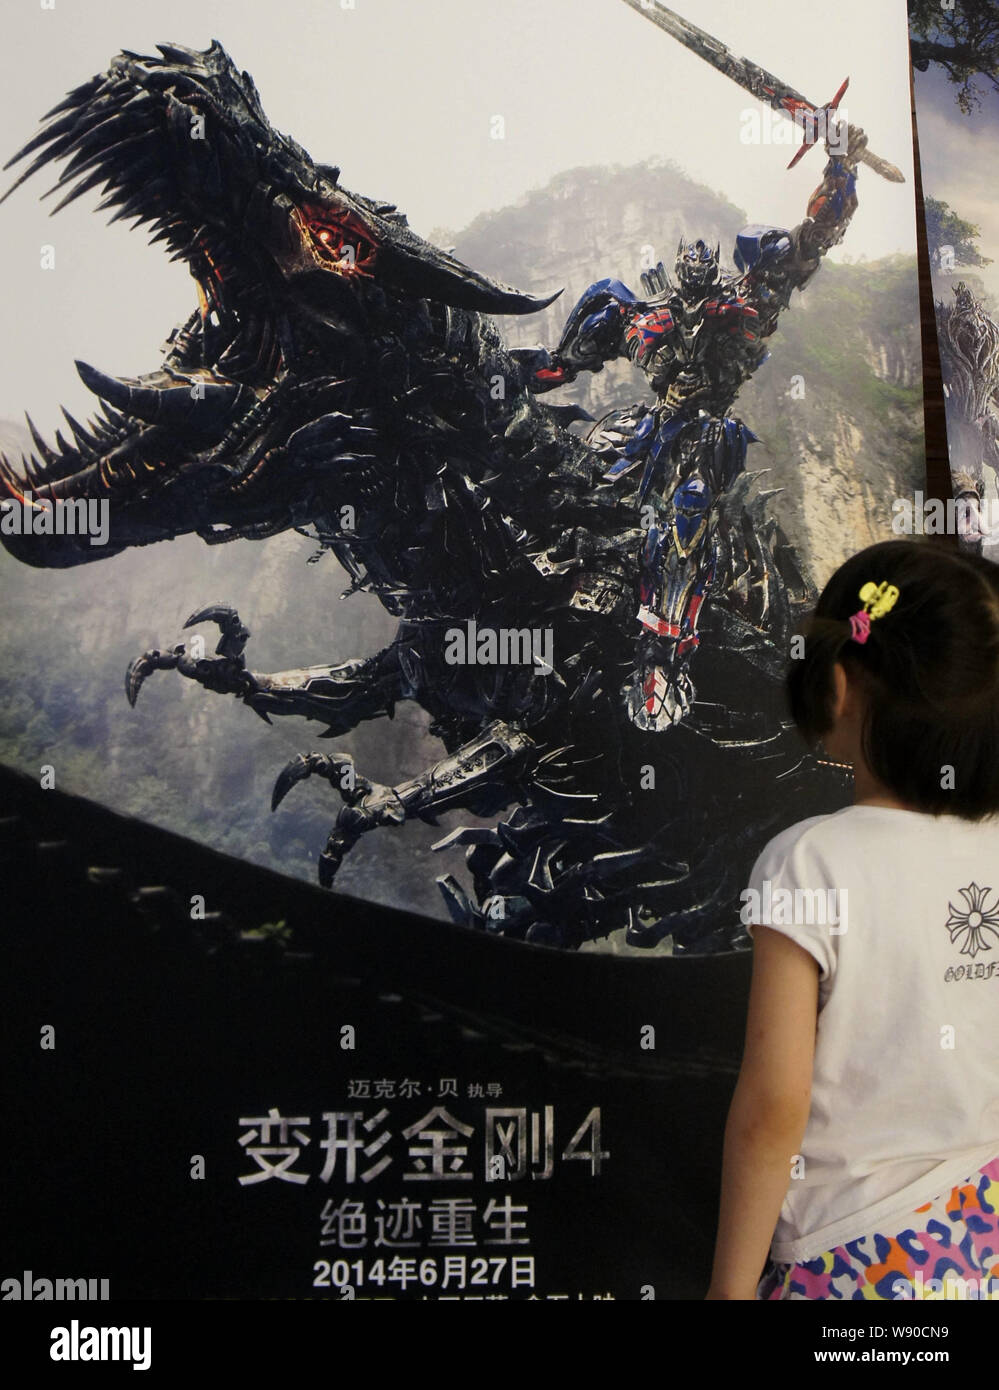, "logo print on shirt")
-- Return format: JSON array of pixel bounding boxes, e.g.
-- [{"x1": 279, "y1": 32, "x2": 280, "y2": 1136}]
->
[{"x1": 946, "y1": 882, "x2": 999, "y2": 959}]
